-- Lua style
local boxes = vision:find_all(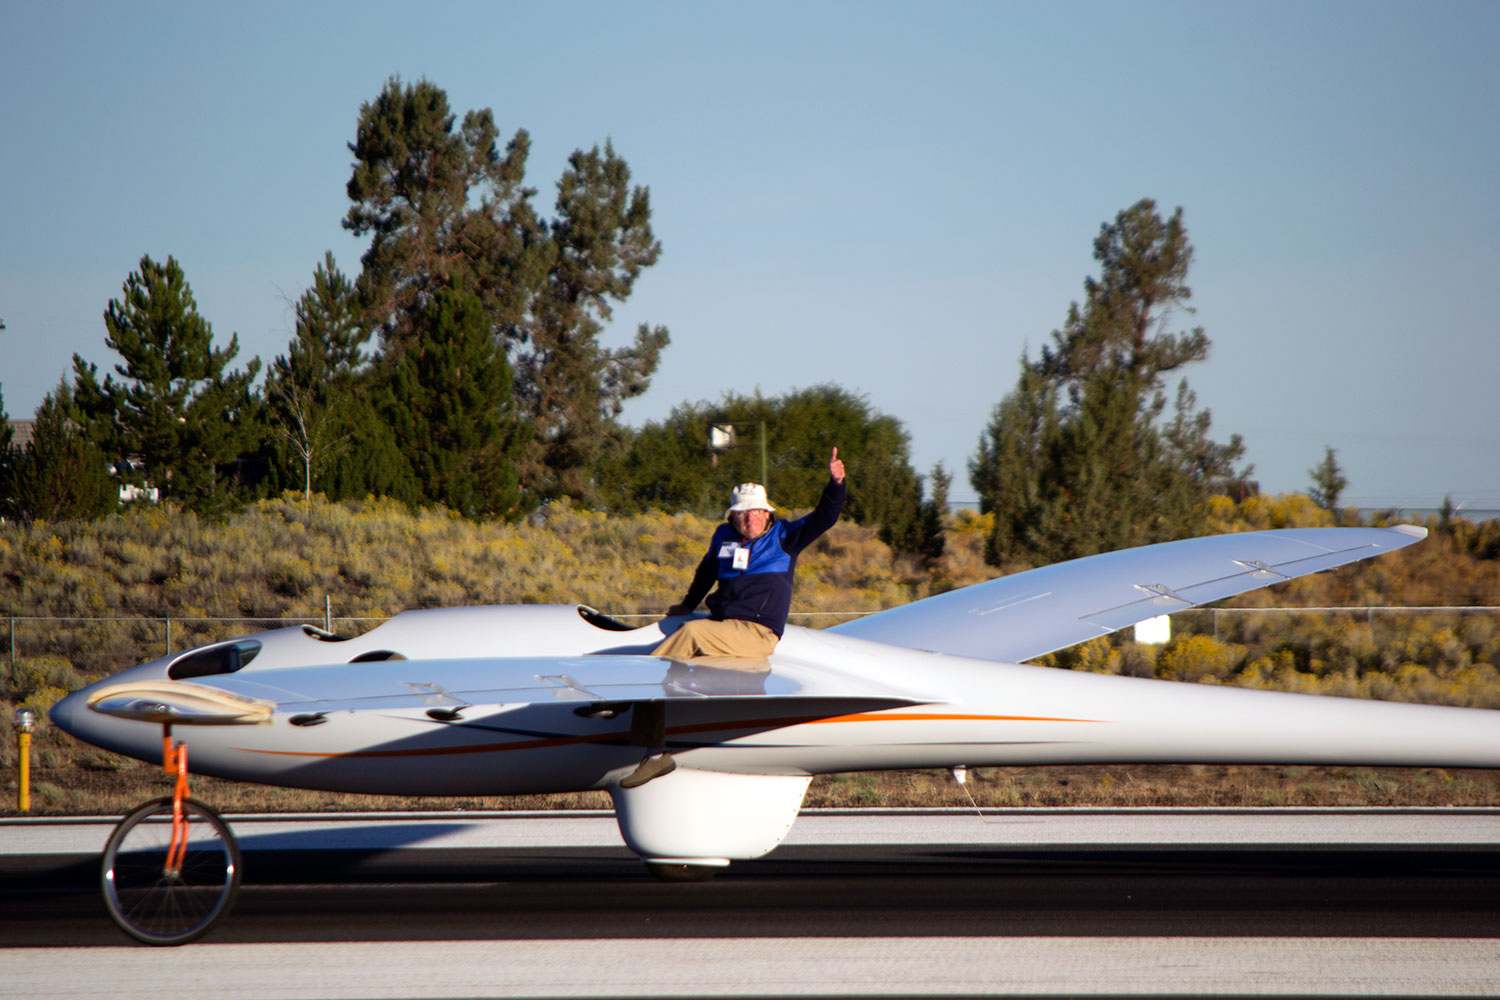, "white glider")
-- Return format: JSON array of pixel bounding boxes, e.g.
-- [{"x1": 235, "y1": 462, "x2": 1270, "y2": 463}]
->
[{"x1": 50, "y1": 524, "x2": 1498, "y2": 898}]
